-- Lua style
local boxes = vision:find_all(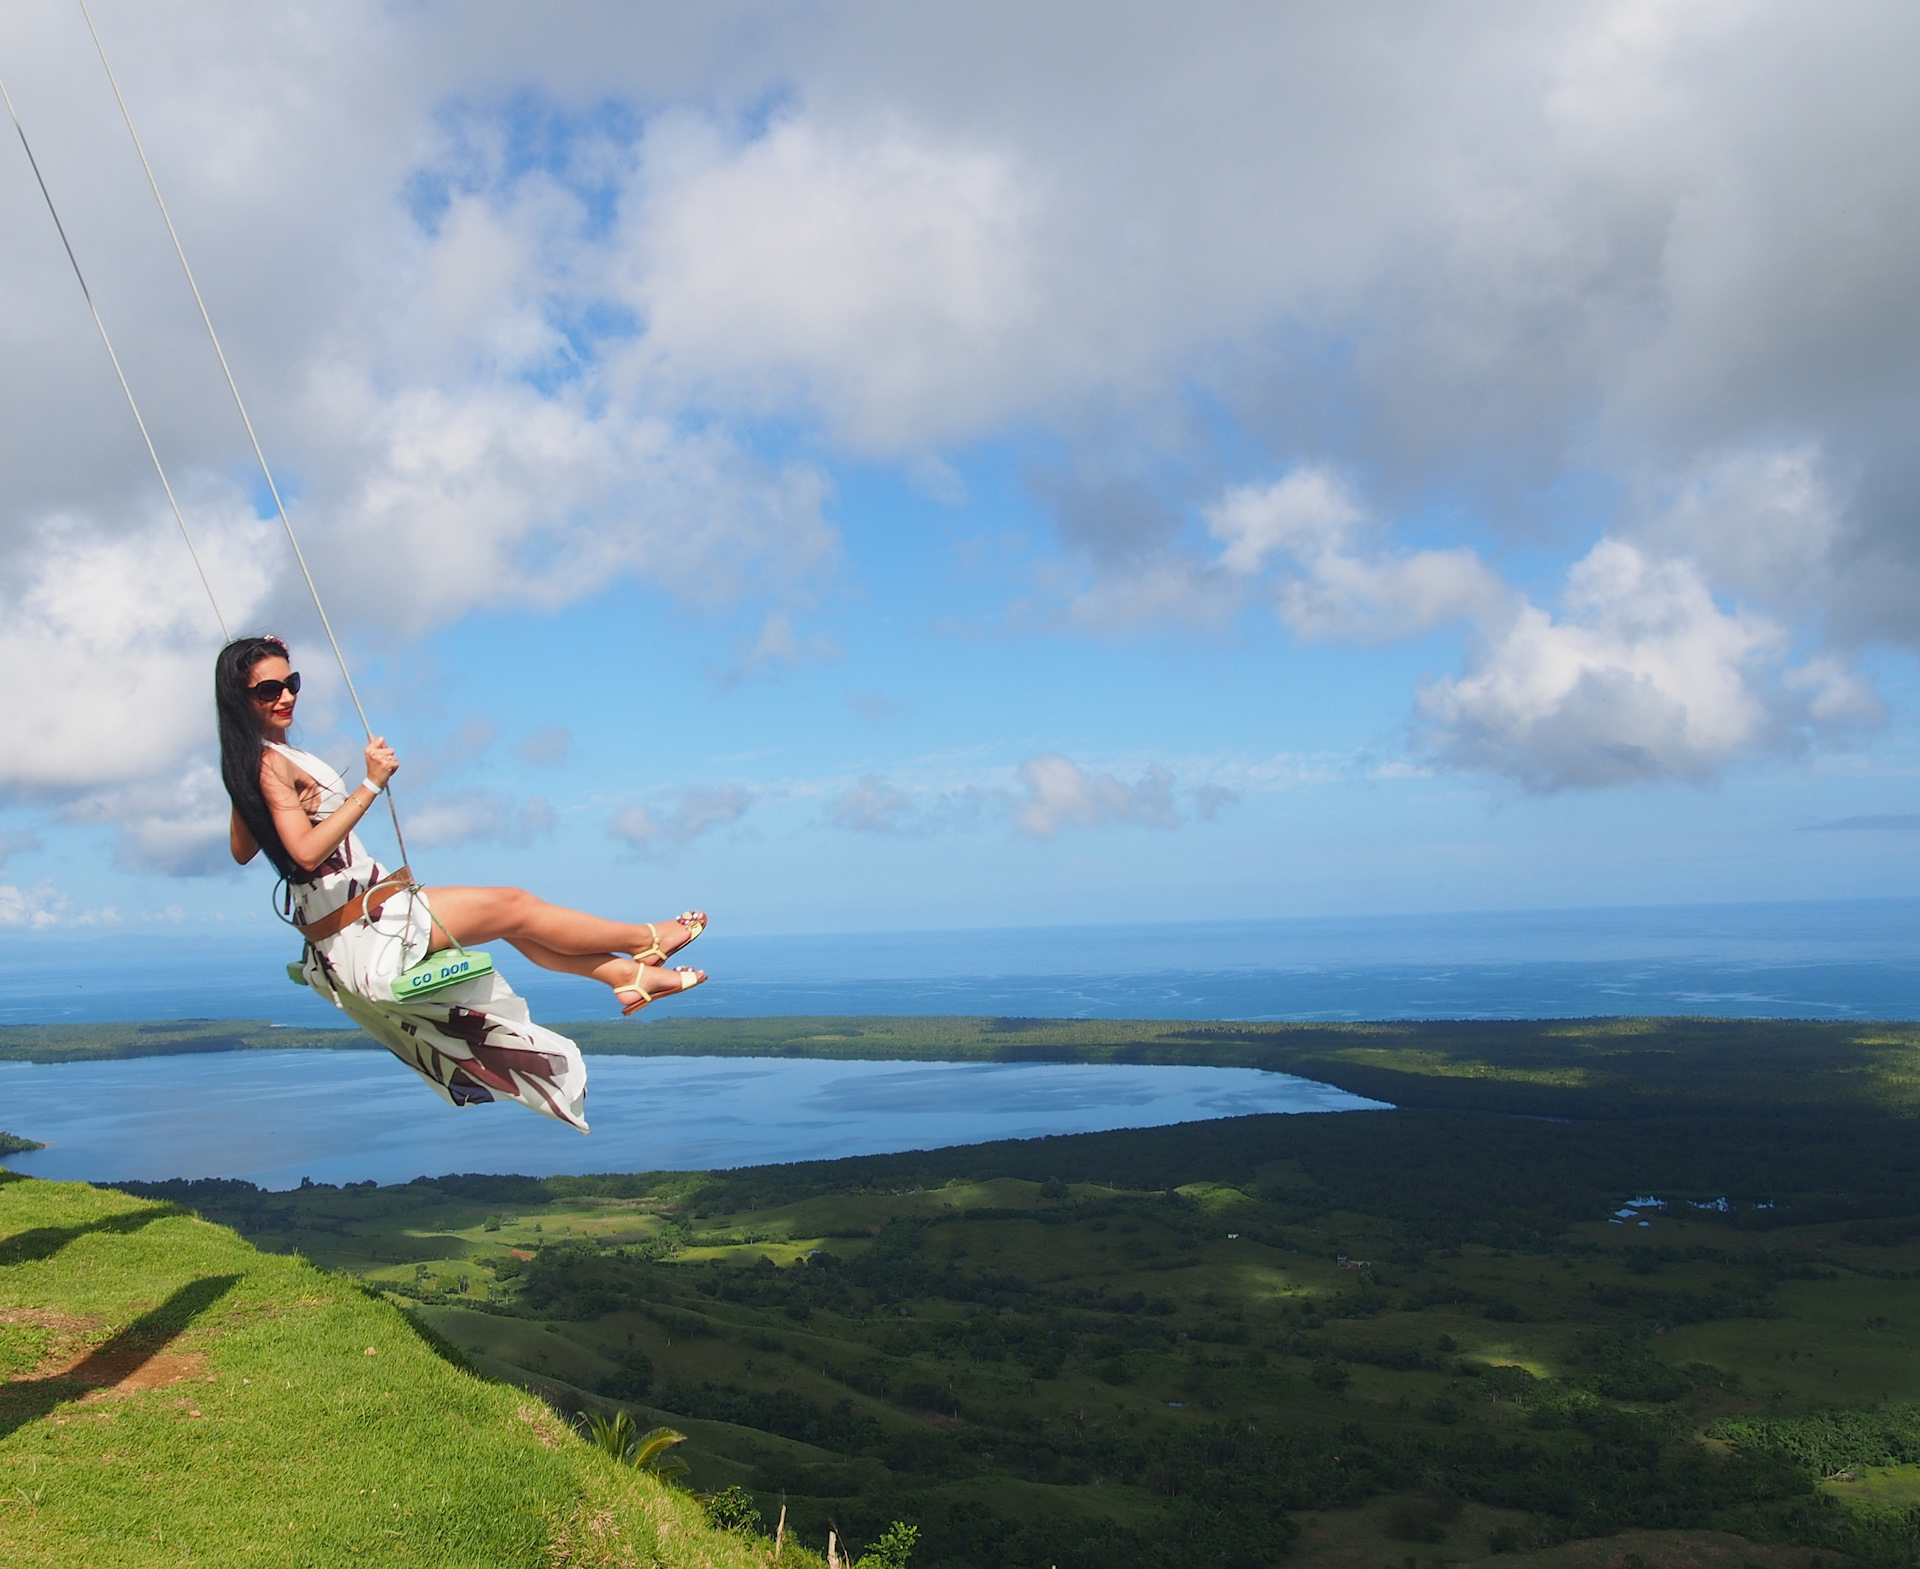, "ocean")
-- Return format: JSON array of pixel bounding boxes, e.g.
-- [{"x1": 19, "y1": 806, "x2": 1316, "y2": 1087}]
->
[{"x1": 2, "y1": 897, "x2": 1915, "y2": 1027}]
